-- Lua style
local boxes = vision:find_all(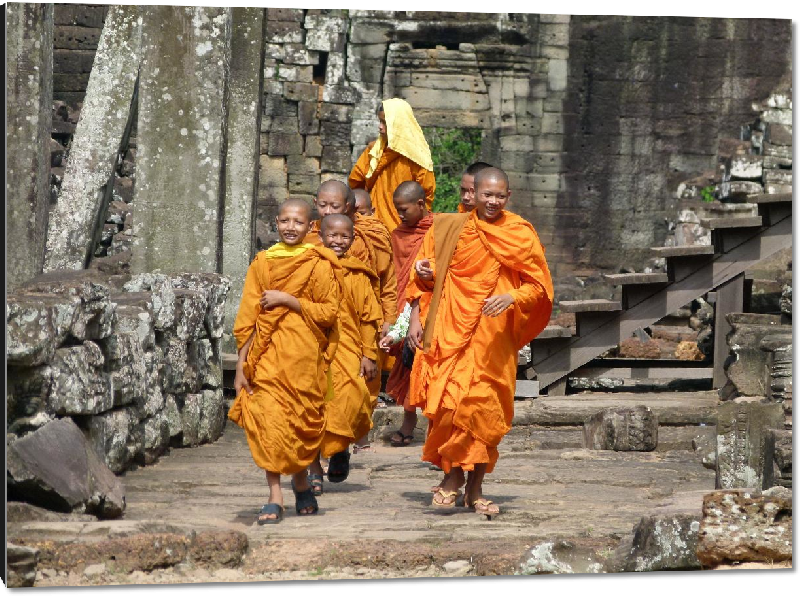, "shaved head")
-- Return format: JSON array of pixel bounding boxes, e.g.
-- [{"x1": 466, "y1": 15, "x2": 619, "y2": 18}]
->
[
  {"x1": 473, "y1": 167, "x2": 509, "y2": 192},
  {"x1": 353, "y1": 189, "x2": 372, "y2": 208},
  {"x1": 317, "y1": 179, "x2": 355, "y2": 208},
  {"x1": 393, "y1": 180, "x2": 425, "y2": 204},
  {"x1": 320, "y1": 213, "x2": 354, "y2": 235},
  {"x1": 279, "y1": 197, "x2": 312, "y2": 218}
]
